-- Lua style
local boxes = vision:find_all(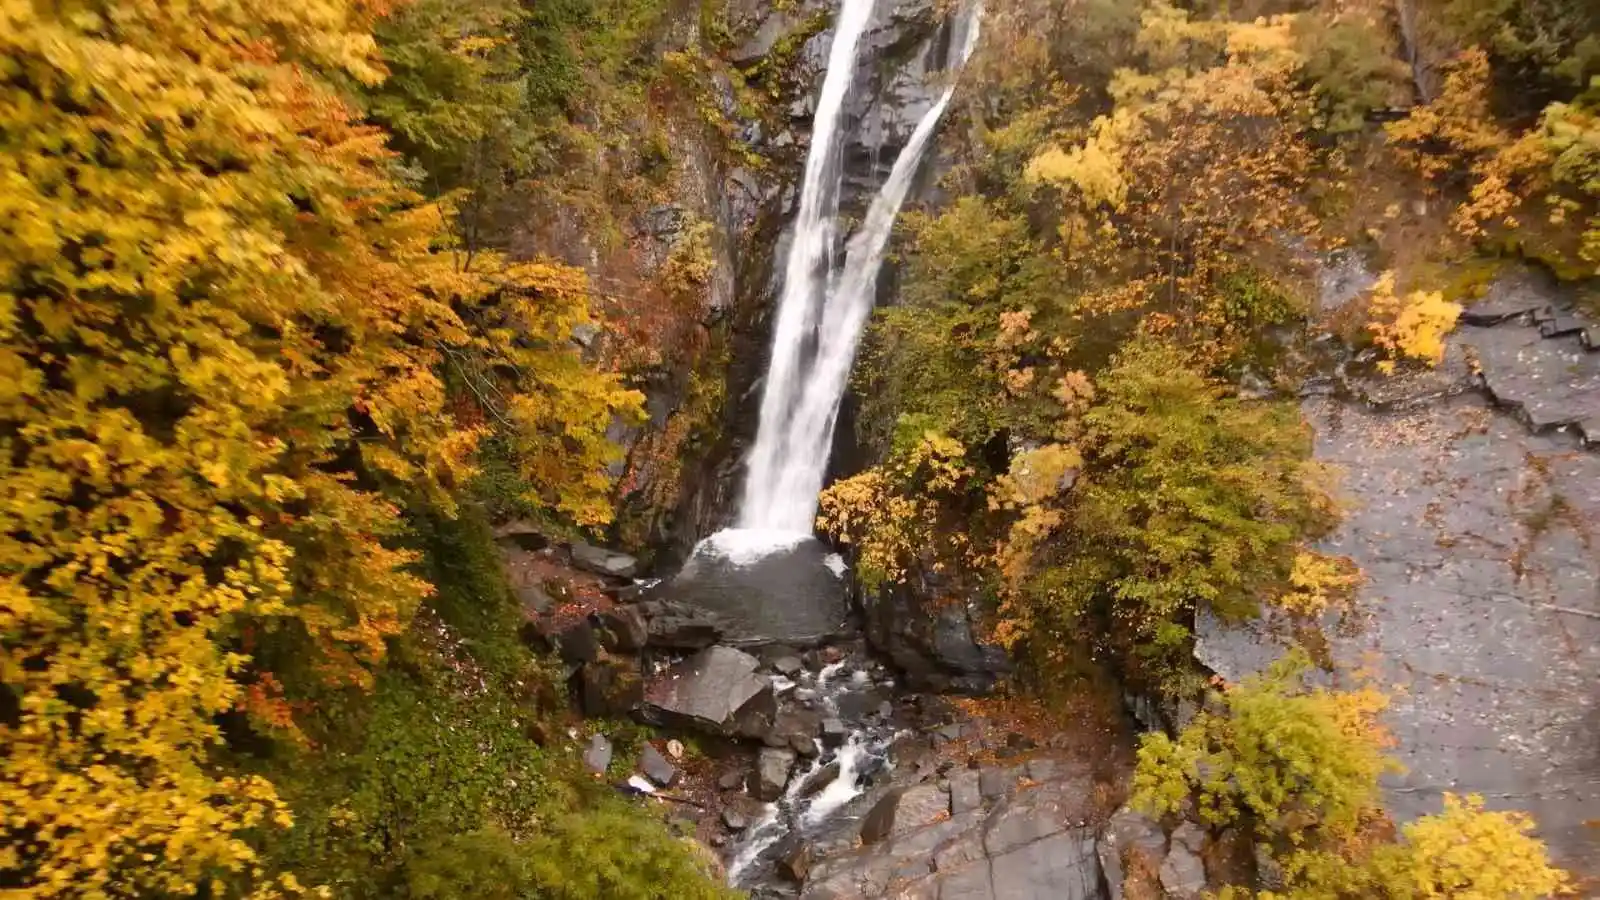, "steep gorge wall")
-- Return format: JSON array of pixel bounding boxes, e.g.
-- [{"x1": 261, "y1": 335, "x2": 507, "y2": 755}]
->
[{"x1": 545, "y1": 0, "x2": 960, "y2": 563}]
